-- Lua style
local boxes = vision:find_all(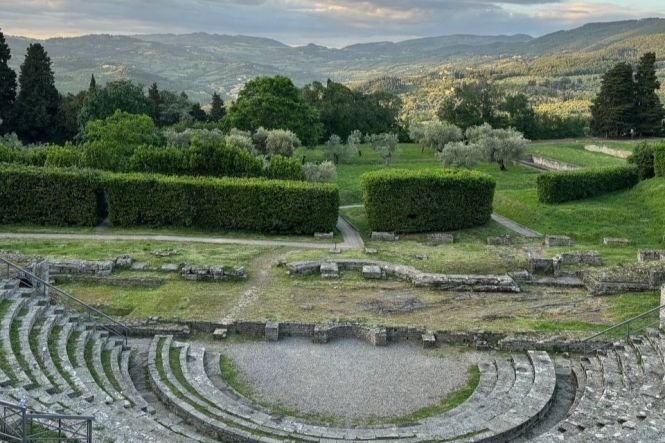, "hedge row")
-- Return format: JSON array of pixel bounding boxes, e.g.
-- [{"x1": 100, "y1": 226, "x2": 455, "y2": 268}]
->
[
  {"x1": 361, "y1": 168, "x2": 496, "y2": 233},
  {"x1": 0, "y1": 165, "x2": 339, "y2": 233},
  {"x1": 103, "y1": 172, "x2": 338, "y2": 233},
  {"x1": 537, "y1": 165, "x2": 639, "y2": 204},
  {"x1": 654, "y1": 146, "x2": 665, "y2": 177},
  {"x1": 0, "y1": 165, "x2": 102, "y2": 226}
]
